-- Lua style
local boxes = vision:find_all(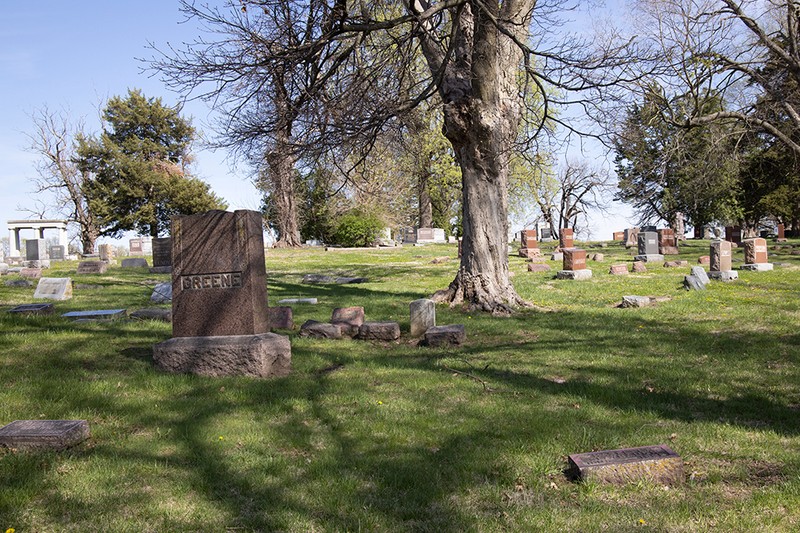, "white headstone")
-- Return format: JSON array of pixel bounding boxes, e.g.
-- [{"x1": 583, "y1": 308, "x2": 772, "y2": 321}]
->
[{"x1": 33, "y1": 277, "x2": 73, "y2": 300}]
